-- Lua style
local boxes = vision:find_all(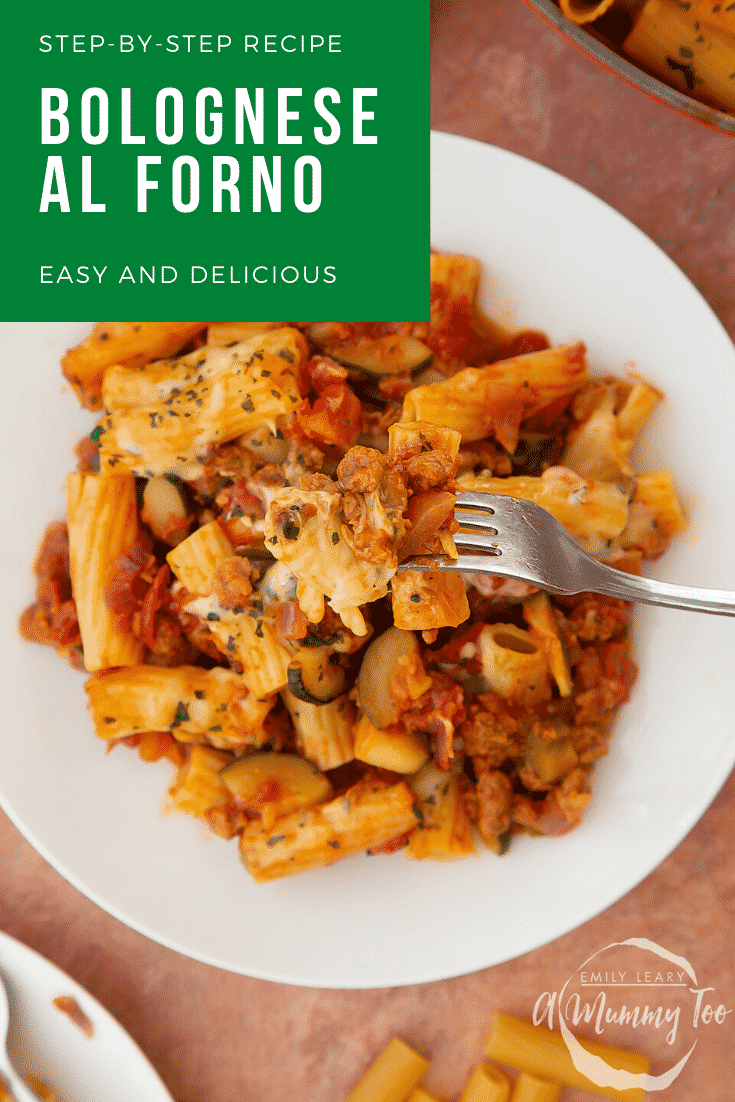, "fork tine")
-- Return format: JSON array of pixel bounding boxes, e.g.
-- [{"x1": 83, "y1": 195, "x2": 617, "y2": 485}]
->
[
  {"x1": 453, "y1": 531, "x2": 502, "y2": 553},
  {"x1": 398, "y1": 553, "x2": 521, "y2": 575},
  {"x1": 454, "y1": 492, "x2": 497, "y2": 512},
  {"x1": 453, "y1": 511, "x2": 499, "y2": 533}
]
